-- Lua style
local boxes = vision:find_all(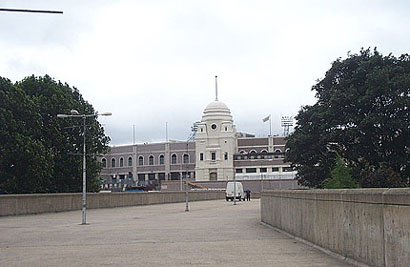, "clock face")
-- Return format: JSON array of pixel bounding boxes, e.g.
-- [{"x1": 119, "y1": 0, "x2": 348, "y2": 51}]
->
[{"x1": 211, "y1": 124, "x2": 217, "y2": 130}]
